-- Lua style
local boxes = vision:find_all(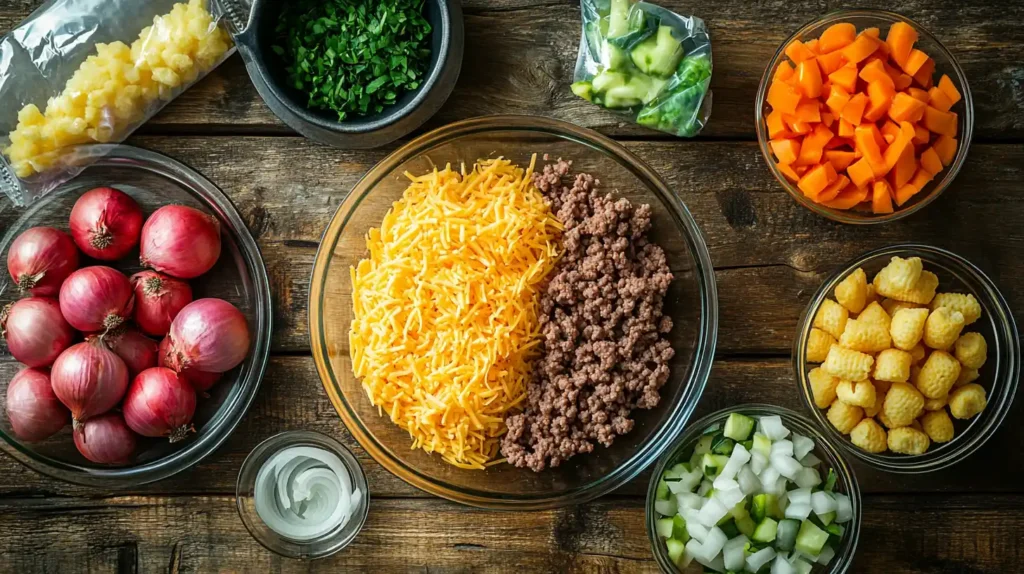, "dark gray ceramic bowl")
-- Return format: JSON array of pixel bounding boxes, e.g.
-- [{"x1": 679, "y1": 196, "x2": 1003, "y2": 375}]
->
[{"x1": 218, "y1": 0, "x2": 464, "y2": 149}]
